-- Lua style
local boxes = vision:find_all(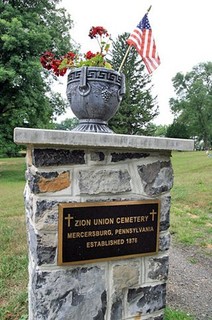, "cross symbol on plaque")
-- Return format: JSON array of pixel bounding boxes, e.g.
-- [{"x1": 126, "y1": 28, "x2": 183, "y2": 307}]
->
[
  {"x1": 64, "y1": 214, "x2": 74, "y2": 227},
  {"x1": 150, "y1": 209, "x2": 157, "y2": 222}
]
